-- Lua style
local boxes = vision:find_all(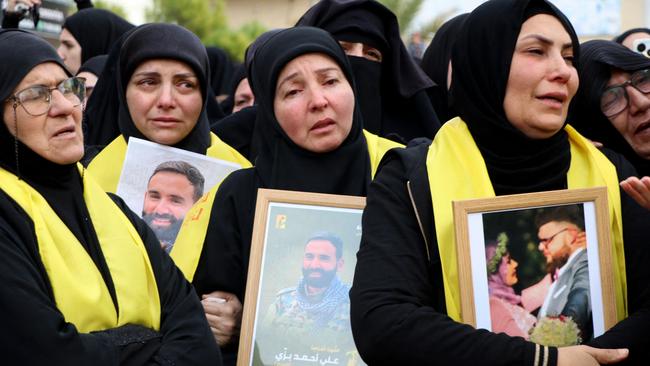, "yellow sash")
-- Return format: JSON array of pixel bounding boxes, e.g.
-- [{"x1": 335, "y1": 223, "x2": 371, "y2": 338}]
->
[
  {"x1": 0, "y1": 165, "x2": 161, "y2": 332},
  {"x1": 426, "y1": 118, "x2": 626, "y2": 322},
  {"x1": 171, "y1": 130, "x2": 403, "y2": 281},
  {"x1": 87, "y1": 133, "x2": 252, "y2": 193}
]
